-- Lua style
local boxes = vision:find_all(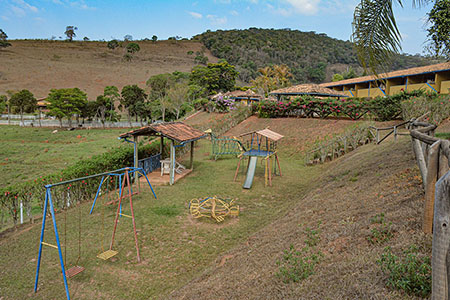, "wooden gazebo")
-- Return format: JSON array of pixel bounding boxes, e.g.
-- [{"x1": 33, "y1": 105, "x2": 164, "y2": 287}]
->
[
  {"x1": 270, "y1": 84, "x2": 348, "y2": 101},
  {"x1": 119, "y1": 122, "x2": 208, "y2": 185}
]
